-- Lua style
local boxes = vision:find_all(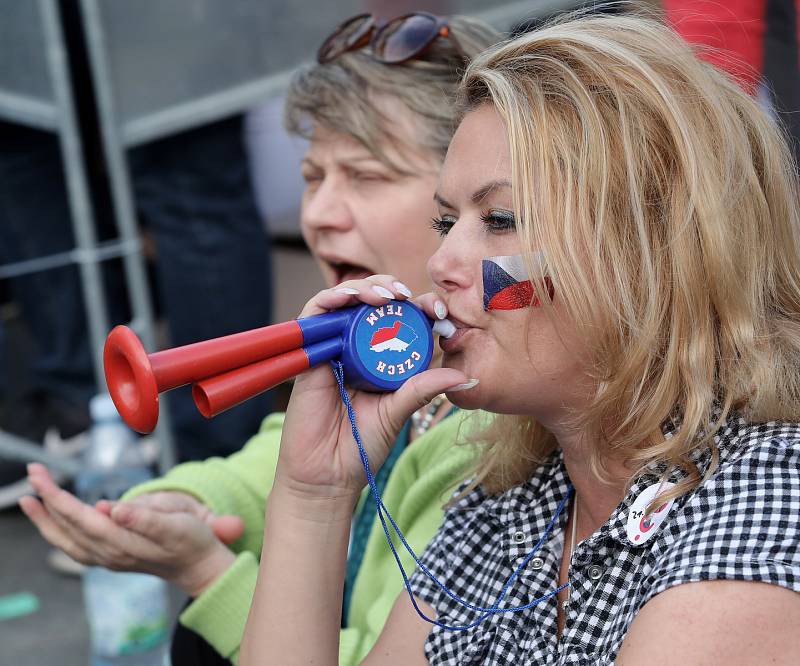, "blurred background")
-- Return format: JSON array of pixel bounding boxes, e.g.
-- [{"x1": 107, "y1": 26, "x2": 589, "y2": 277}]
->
[{"x1": 1, "y1": 0, "x2": 795, "y2": 663}]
